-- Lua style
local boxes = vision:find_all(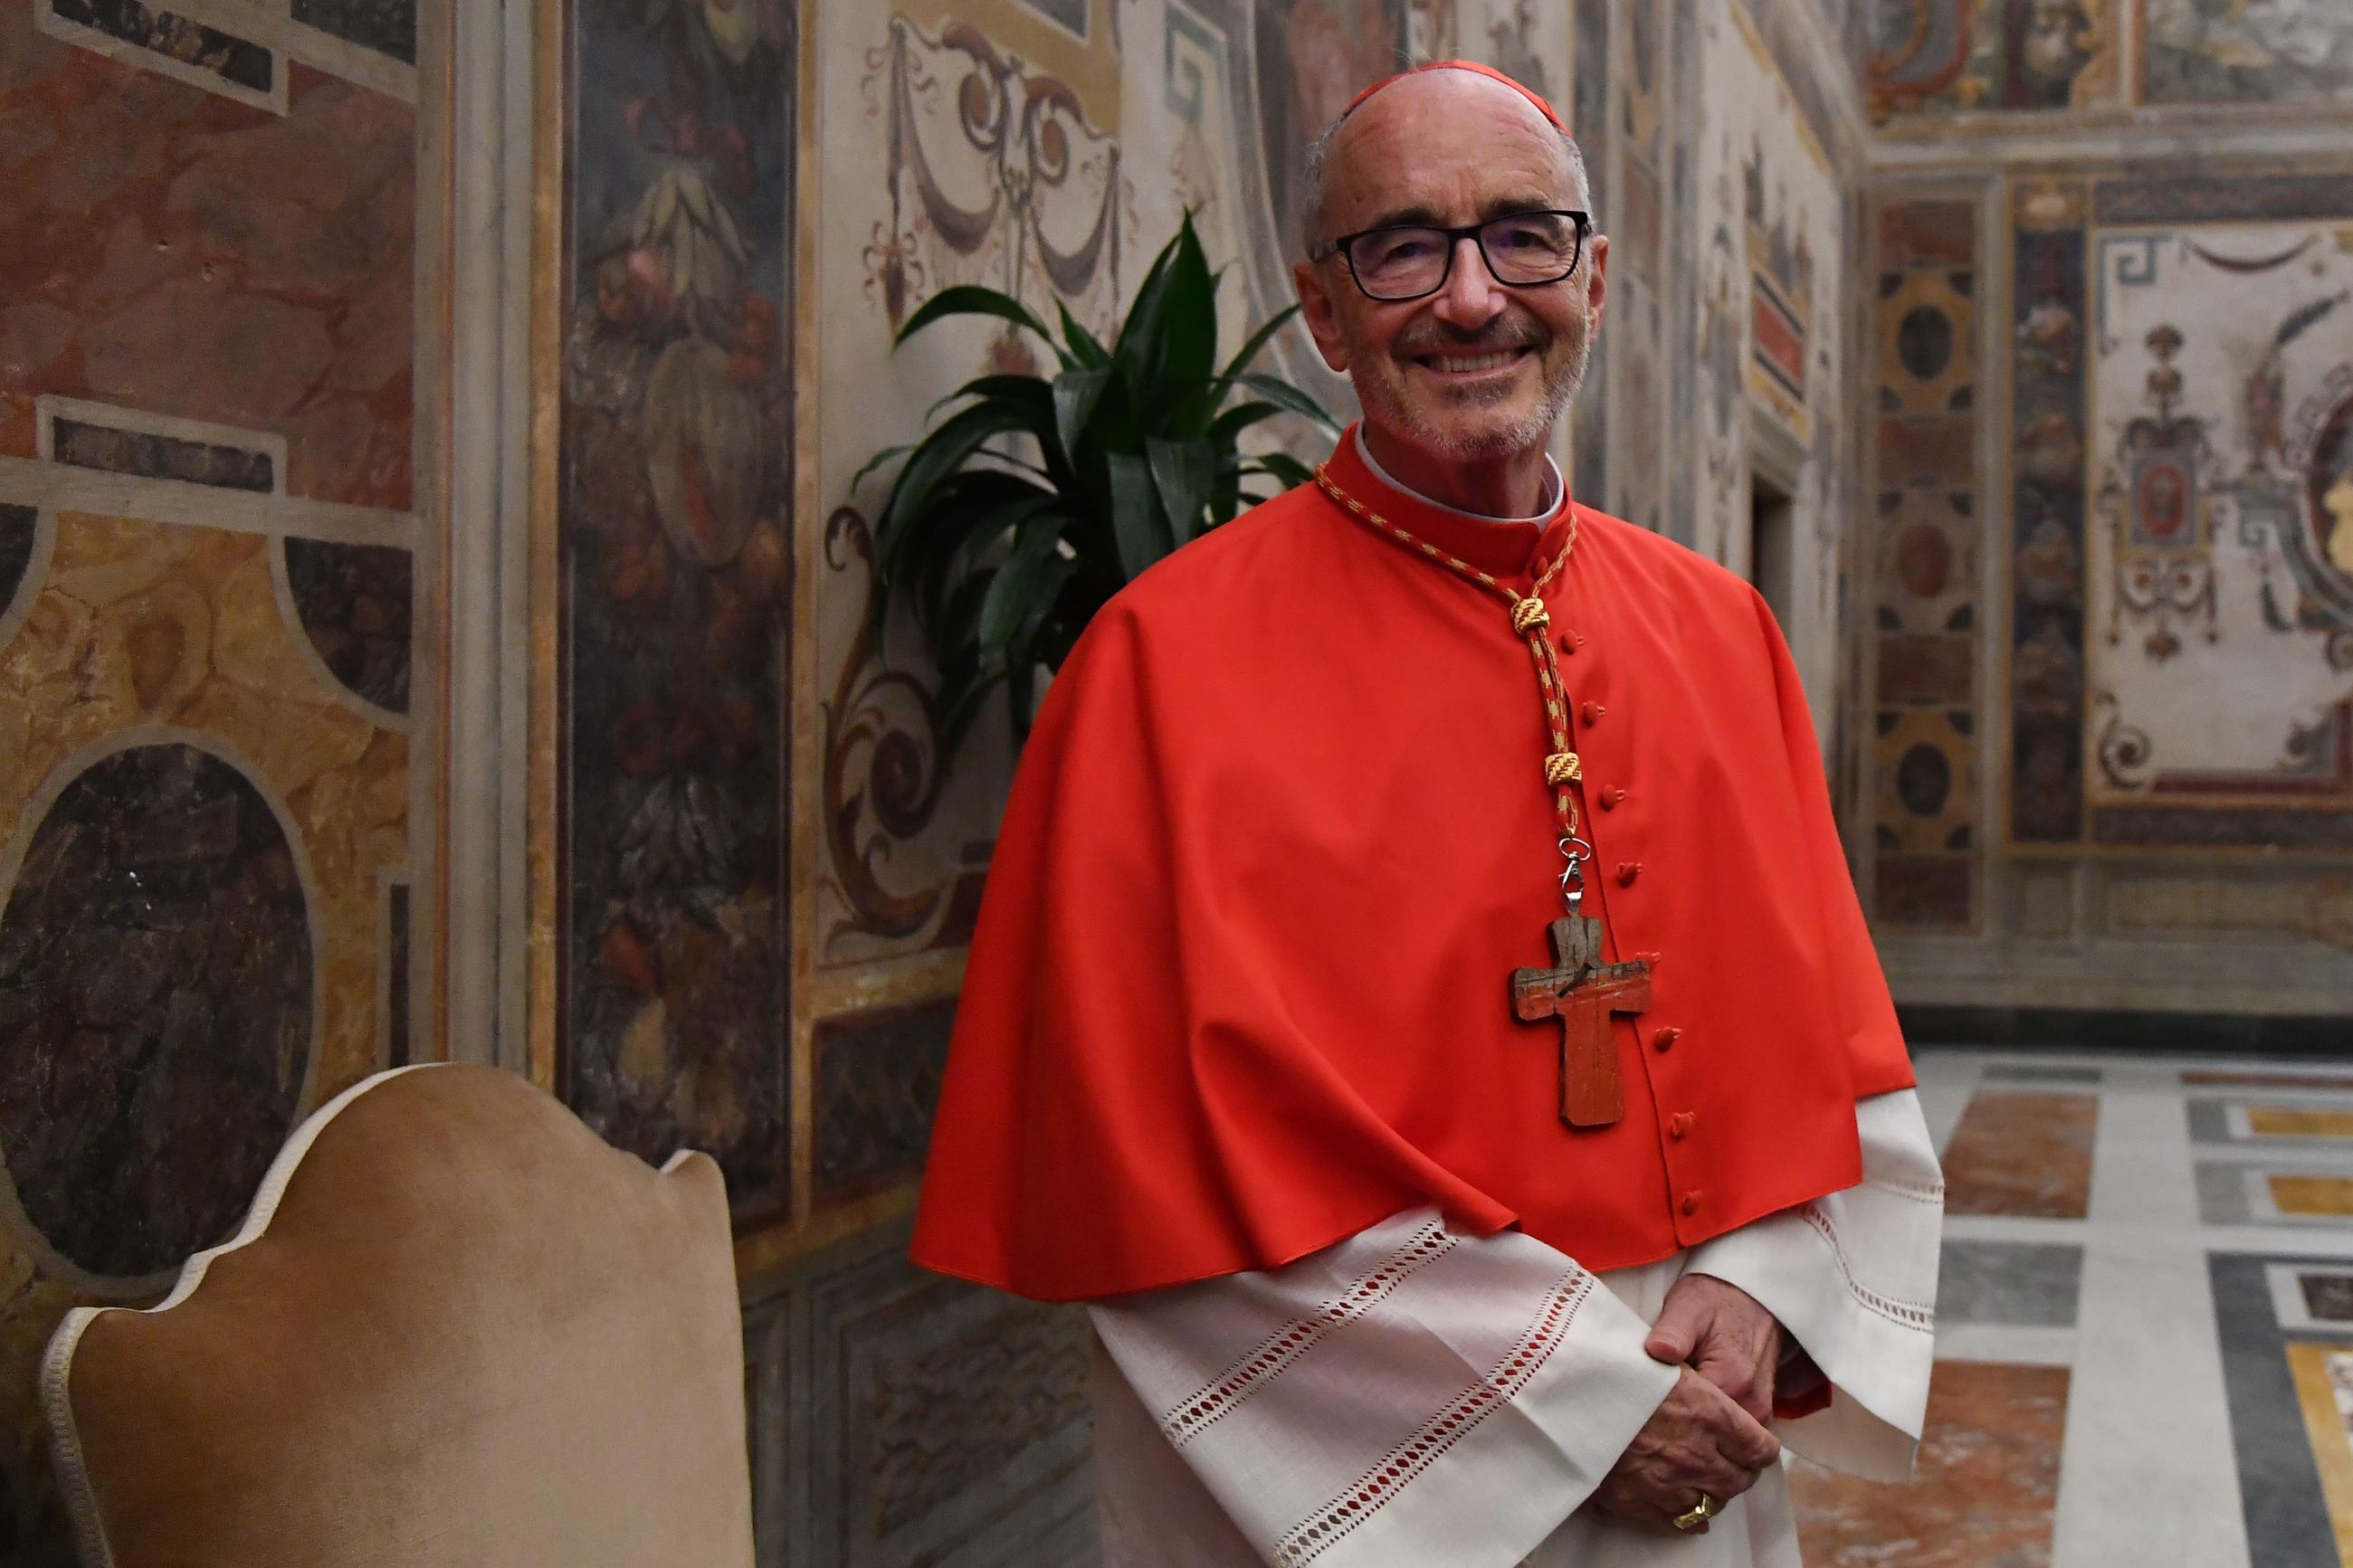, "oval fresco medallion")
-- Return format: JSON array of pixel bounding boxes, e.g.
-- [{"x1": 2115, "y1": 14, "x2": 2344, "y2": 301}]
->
[
  {"x1": 2304, "y1": 394, "x2": 2353, "y2": 593},
  {"x1": 0, "y1": 743, "x2": 314, "y2": 1285},
  {"x1": 1897, "y1": 742, "x2": 1954, "y2": 818},
  {"x1": 1894, "y1": 520, "x2": 1953, "y2": 600},
  {"x1": 1896, "y1": 304, "x2": 1954, "y2": 384}
]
